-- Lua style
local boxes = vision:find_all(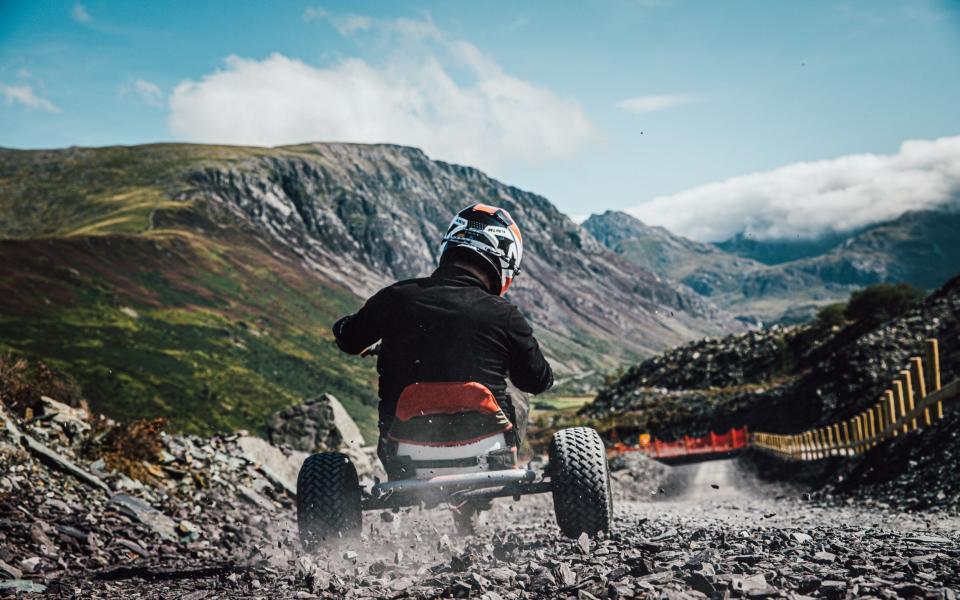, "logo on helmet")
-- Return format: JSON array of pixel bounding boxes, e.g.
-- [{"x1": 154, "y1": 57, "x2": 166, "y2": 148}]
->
[{"x1": 440, "y1": 204, "x2": 524, "y2": 295}]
